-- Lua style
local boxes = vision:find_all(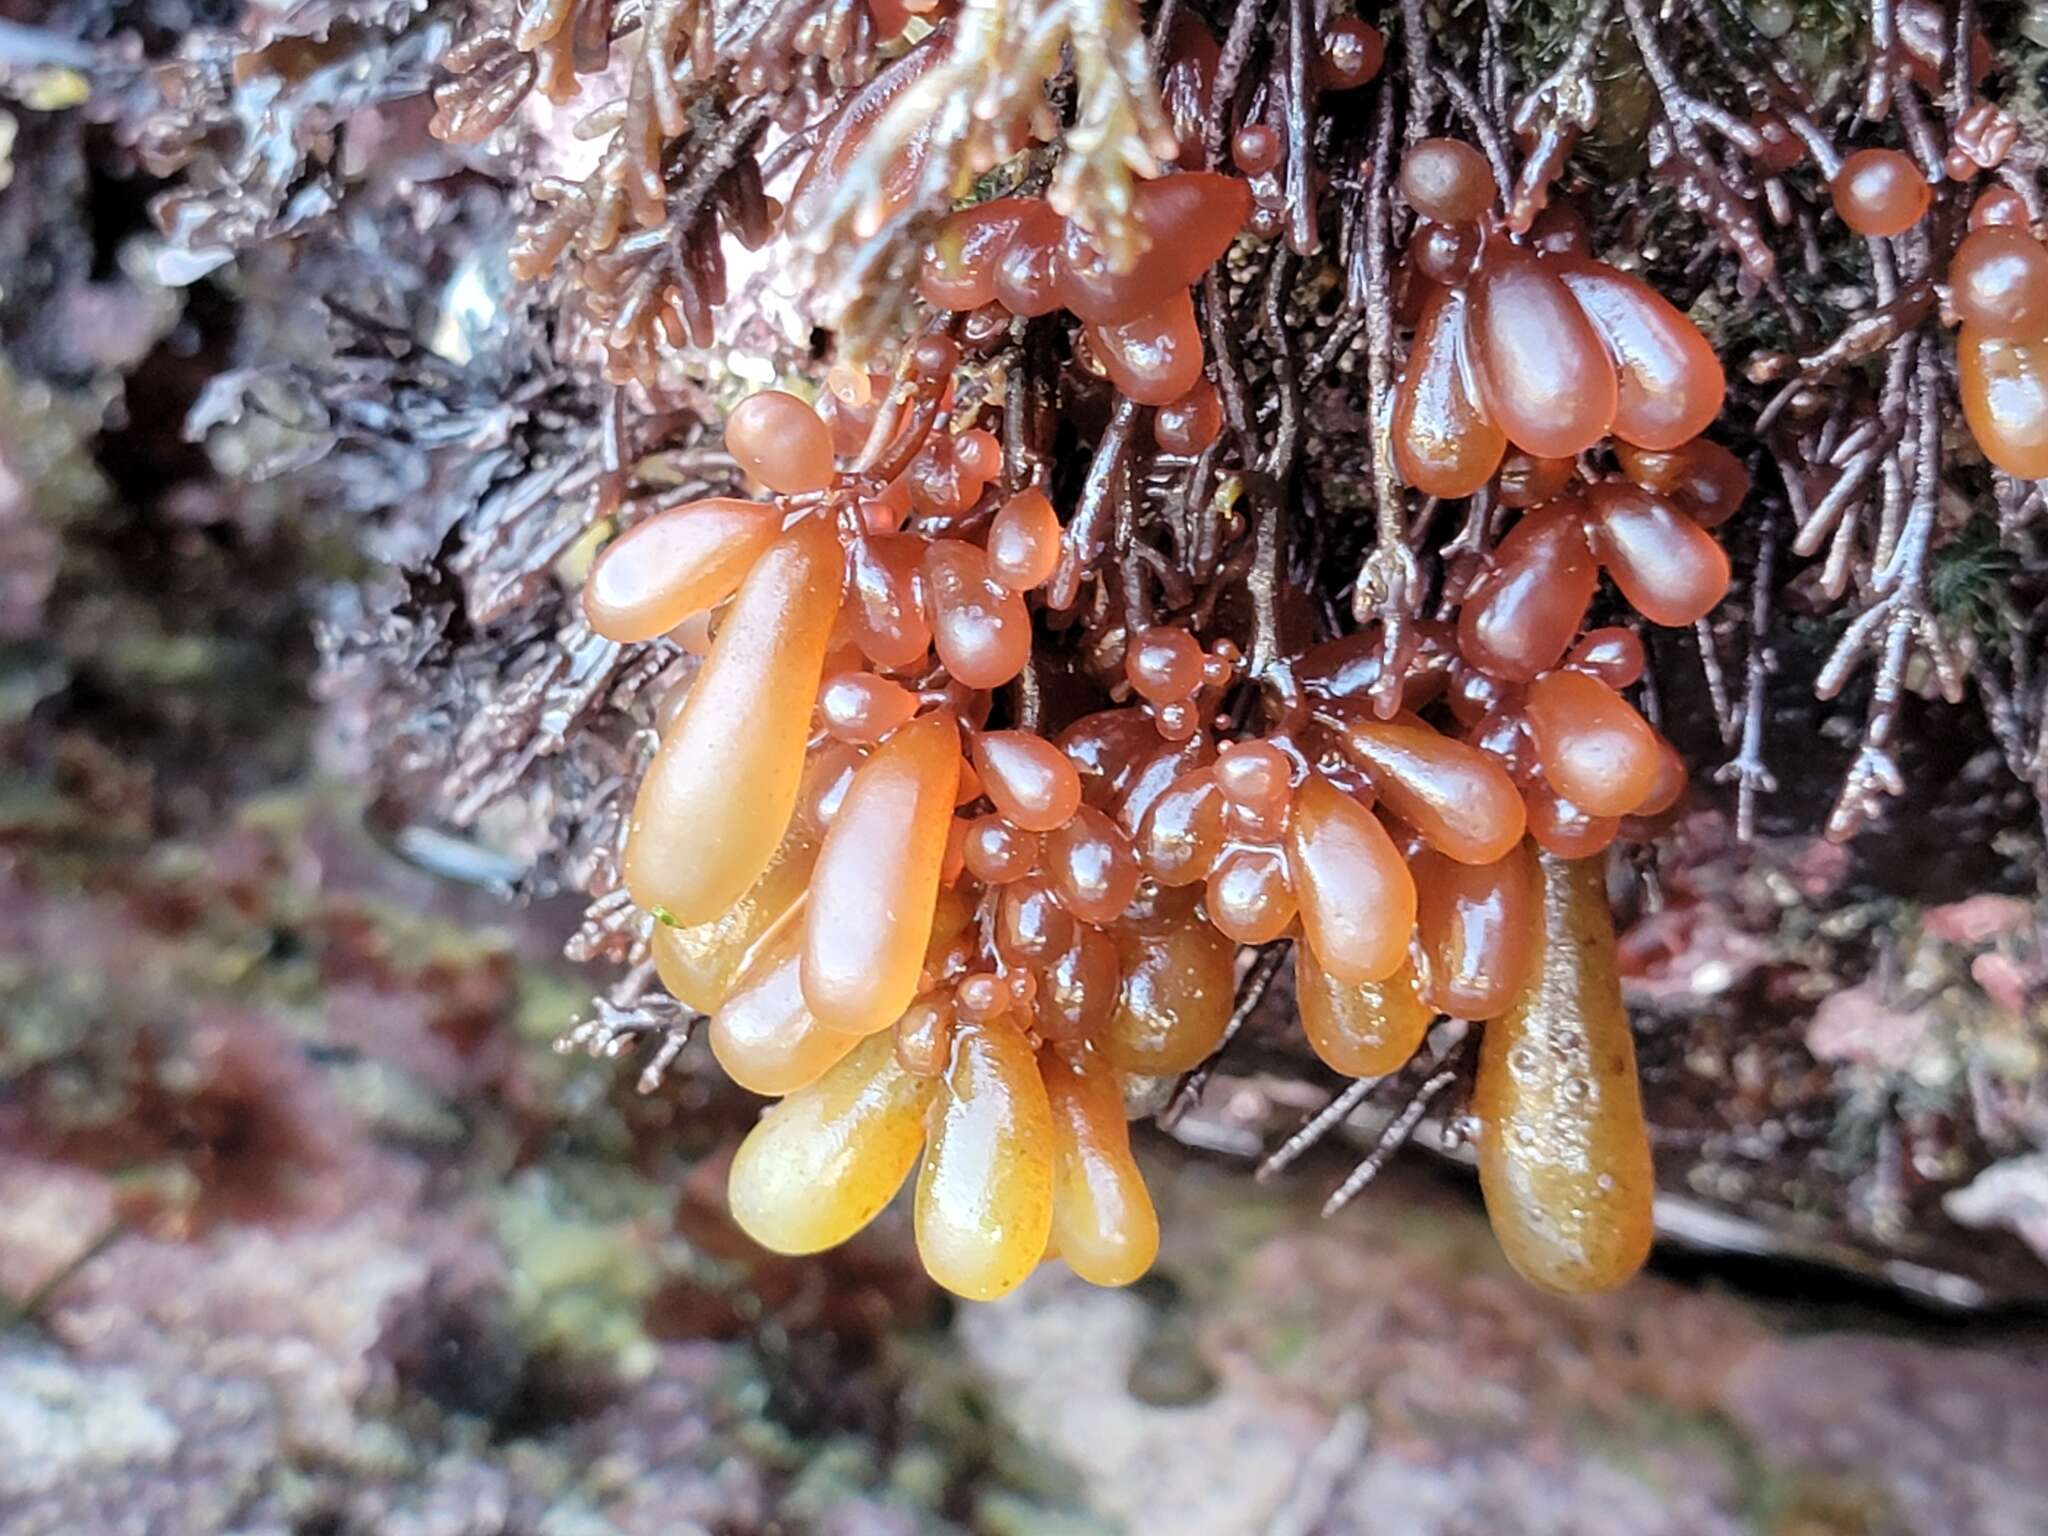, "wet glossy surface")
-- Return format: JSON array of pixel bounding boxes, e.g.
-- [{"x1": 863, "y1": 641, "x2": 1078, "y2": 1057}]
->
[
  {"x1": 1949, "y1": 227, "x2": 2048, "y2": 338},
  {"x1": 1585, "y1": 482, "x2": 1731, "y2": 624},
  {"x1": 1469, "y1": 242, "x2": 1617, "y2": 459},
  {"x1": 1287, "y1": 776, "x2": 1416, "y2": 984},
  {"x1": 1456, "y1": 503, "x2": 1597, "y2": 683},
  {"x1": 1107, "y1": 886, "x2": 1235, "y2": 1074},
  {"x1": 1558, "y1": 262, "x2": 1724, "y2": 451},
  {"x1": 1474, "y1": 854, "x2": 1654, "y2": 1294},
  {"x1": 1959, "y1": 325, "x2": 2048, "y2": 478},
  {"x1": 802, "y1": 712, "x2": 961, "y2": 1034},
  {"x1": 1413, "y1": 842, "x2": 1538, "y2": 1020},
  {"x1": 710, "y1": 924, "x2": 862, "y2": 1096},
  {"x1": 584, "y1": 498, "x2": 780, "y2": 643},
  {"x1": 728, "y1": 1031, "x2": 935, "y2": 1255},
  {"x1": 1043, "y1": 1043, "x2": 1159, "y2": 1286},
  {"x1": 1089, "y1": 289, "x2": 1207, "y2": 406},
  {"x1": 1523, "y1": 669, "x2": 1663, "y2": 819},
  {"x1": 925, "y1": 540, "x2": 1032, "y2": 687},
  {"x1": 1393, "y1": 286, "x2": 1507, "y2": 497},
  {"x1": 1296, "y1": 943, "x2": 1433, "y2": 1078},
  {"x1": 974, "y1": 730, "x2": 1085, "y2": 832},
  {"x1": 1333, "y1": 716, "x2": 1526, "y2": 866},
  {"x1": 625, "y1": 519, "x2": 843, "y2": 925},
  {"x1": 726, "y1": 390, "x2": 837, "y2": 495},
  {"x1": 1832, "y1": 148, "x2": 1931, "y2": 238},
  {"x1": 1399, "y1": 138, "x2": 1494, "y2": 225},
  {"x1": 651, "y1": 819, "x2": 818, "y2": 1012},
  {"x1": 915, "y1": 1020, "x2": 1056, "y2": 1300}
]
